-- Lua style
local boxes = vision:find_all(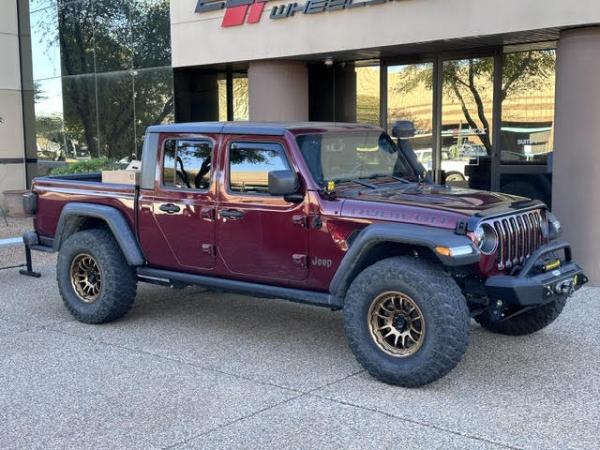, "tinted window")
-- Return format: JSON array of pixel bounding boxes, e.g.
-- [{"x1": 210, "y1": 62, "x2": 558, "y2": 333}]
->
[
  {"x1": 229, "y1": 143, "x2": 289, "y2": 194},
  {"x1": 163, "y1": 140, "x2": 212, "y2": 190}
]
